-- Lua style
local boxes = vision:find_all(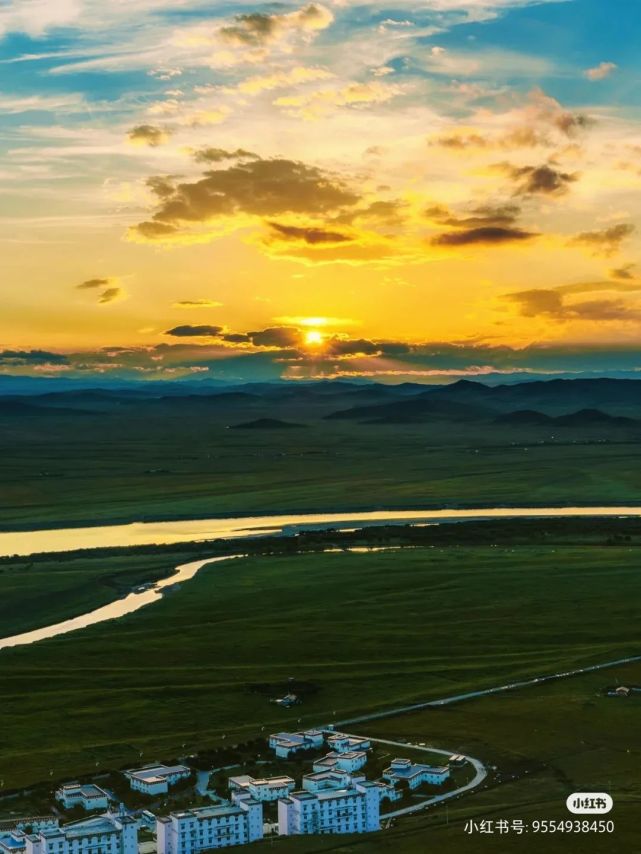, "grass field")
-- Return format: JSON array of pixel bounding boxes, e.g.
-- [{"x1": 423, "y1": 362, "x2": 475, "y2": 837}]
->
[
  {"x1": 3, "y1": 411, "x2": 641, "y2": 529},
  {"x1": 2, "y1": 543, "x2": 641, "y2": 793}
]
